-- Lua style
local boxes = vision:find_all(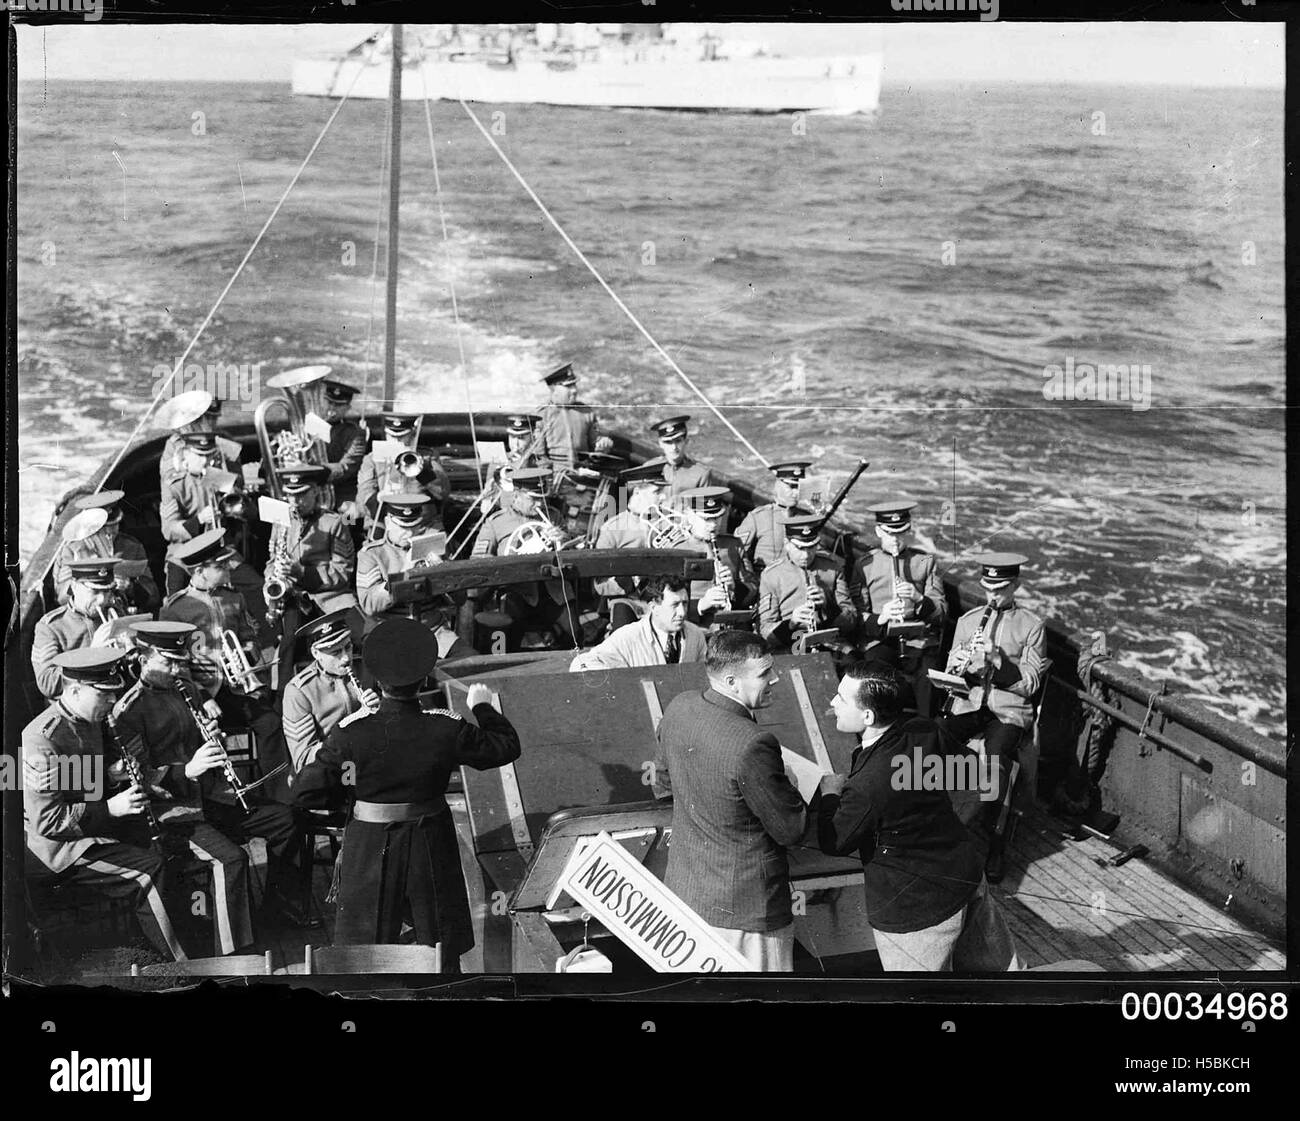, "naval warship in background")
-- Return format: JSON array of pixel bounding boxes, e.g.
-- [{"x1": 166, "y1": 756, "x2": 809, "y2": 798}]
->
[{"x1": 291, "y1": 23, "x2": 884, "y2": 114}]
